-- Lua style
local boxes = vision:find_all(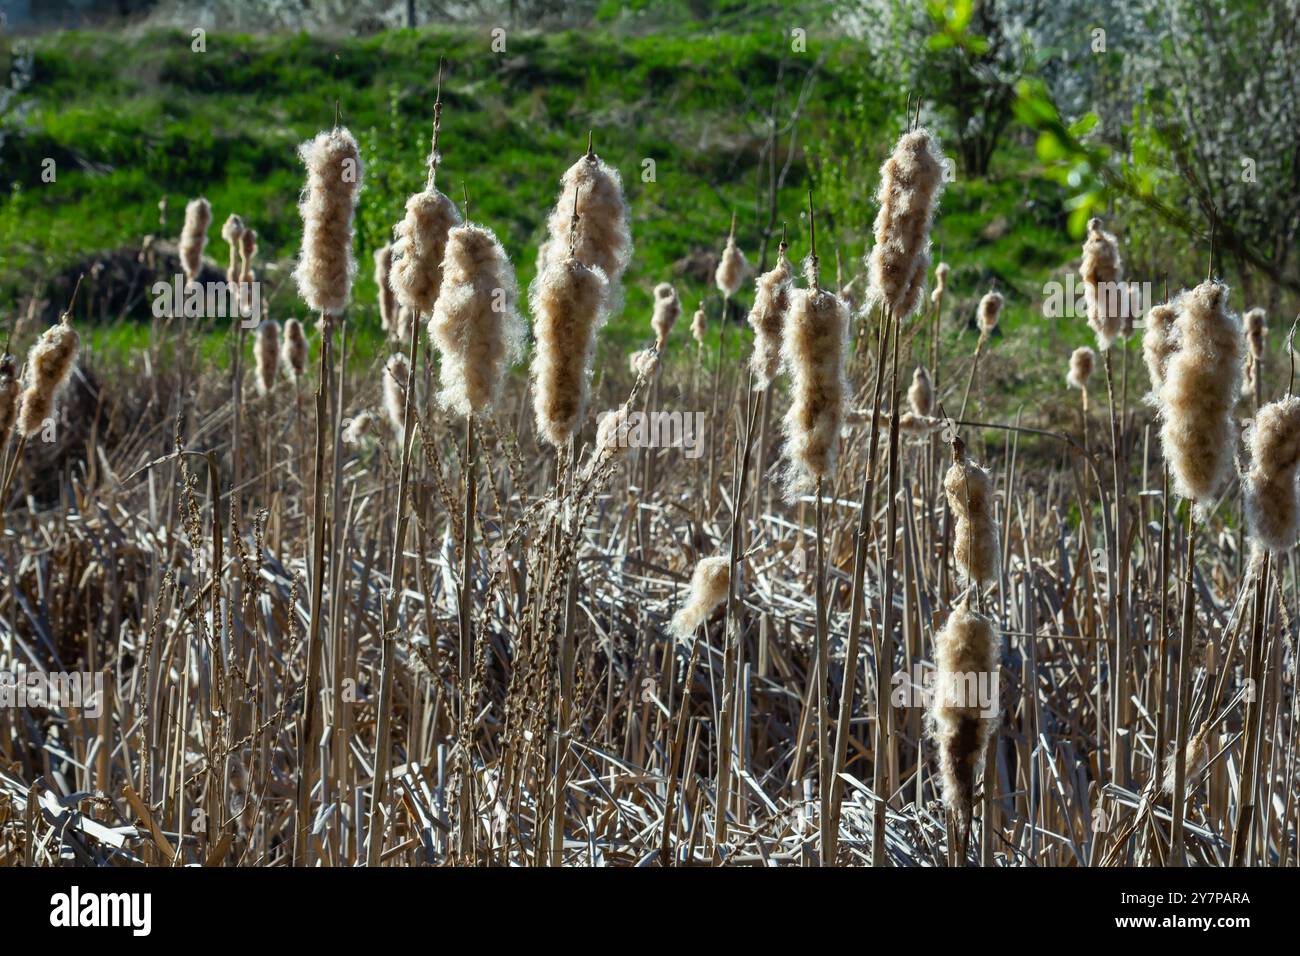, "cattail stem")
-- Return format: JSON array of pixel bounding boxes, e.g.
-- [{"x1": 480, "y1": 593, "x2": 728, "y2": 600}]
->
[
  {"x1": 1230, "y1": 552, "x2": 1270, "y2": 865},
  {"x1": 813, "y1": 474, "x2": 831, "y2": 863},
  {"x1": 457, "y1": 419, "x2": 479, "y2": 863},
  {"x1": 1168, "y1": 504, "x2": 1196, "y2": 866},
  {"x1": 367, "y1": 310, "x2": 423, "y2": 867},
  {"x1": 957, "y1": 335, "x2": 986, "y2": 425},
  {"x1": 706, "y1": 295, "x2": 730, "y2": 508}
]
